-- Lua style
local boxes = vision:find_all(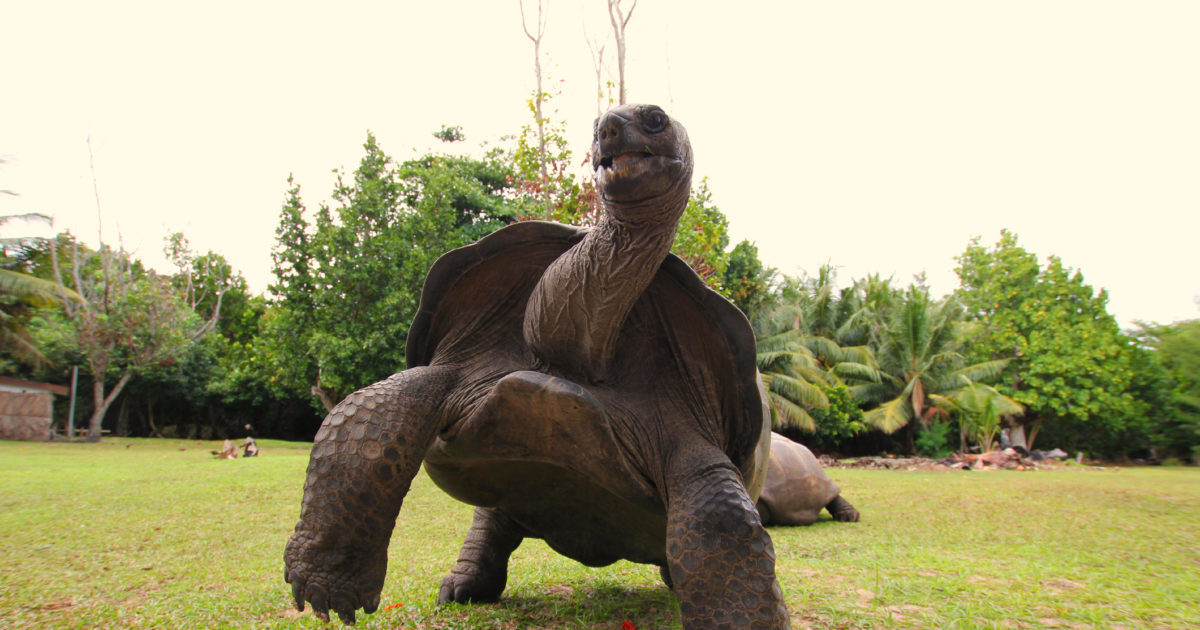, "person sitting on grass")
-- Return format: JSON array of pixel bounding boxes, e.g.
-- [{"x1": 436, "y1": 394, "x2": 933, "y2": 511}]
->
[{"x1": 211, "y1": 439, "x2": 238, "y2": 459}]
